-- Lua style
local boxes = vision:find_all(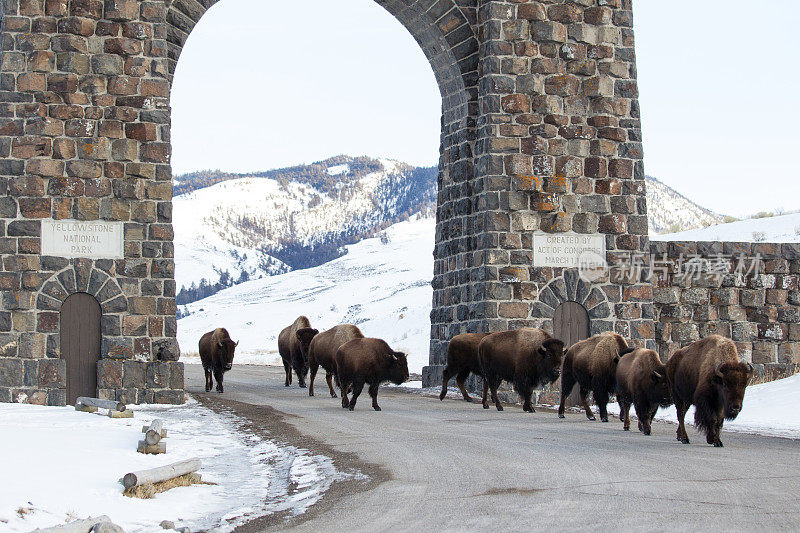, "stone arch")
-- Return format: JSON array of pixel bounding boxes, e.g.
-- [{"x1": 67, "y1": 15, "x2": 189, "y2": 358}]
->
[
  {"x1": 36, "y1": 260, "x2": 127, "y2": 359},
  {"x1": 533, "y1": 270, "x2": 613, "y2": 336}
]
